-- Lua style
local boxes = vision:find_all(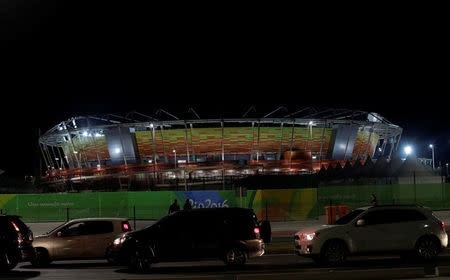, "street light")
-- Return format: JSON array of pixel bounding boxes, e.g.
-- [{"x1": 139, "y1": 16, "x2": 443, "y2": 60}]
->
[
  {"x1": 429, "y1": 144, "x2": 435, "y2": 170},
  {"x1": 404, "y1": 146, "x2": 412, "y2": 156}
]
